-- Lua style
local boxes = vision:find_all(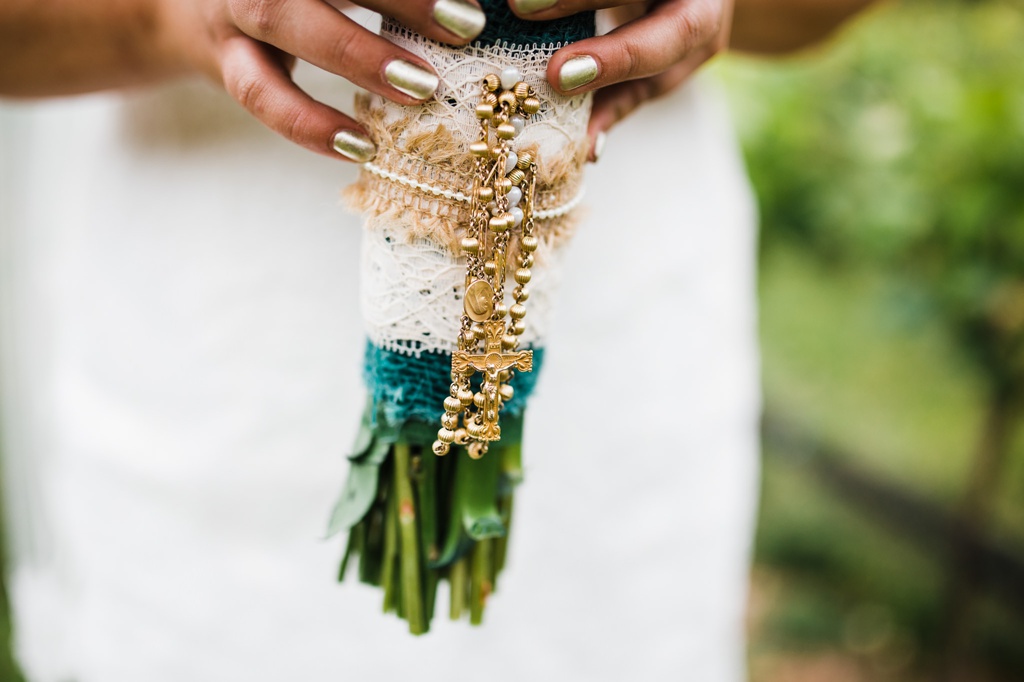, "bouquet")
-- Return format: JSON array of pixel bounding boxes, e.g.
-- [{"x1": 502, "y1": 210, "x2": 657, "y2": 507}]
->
[{"x1": 328, "y1": 2, "x2": 594, "y2": 634}]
